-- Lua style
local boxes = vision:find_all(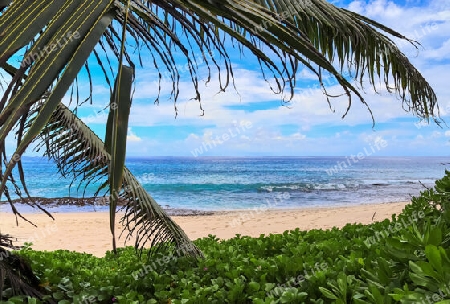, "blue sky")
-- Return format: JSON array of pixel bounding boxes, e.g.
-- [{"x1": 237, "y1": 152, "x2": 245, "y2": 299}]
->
[{"x1": 10, "y1": 0, "x2": 450, "y2": 157}]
